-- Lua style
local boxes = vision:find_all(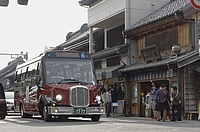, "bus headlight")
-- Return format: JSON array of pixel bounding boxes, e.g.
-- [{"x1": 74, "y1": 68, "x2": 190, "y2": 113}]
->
[
  {"x1": 56, "y1": 95, "x2": 62, "y2": 101},
  {"x1": 95, "y1": 95, "x2": 101, "y2": 104}
]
